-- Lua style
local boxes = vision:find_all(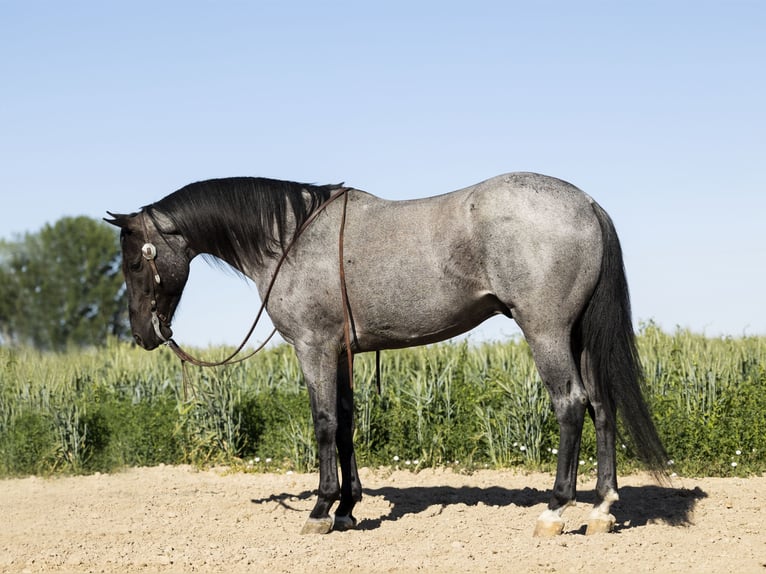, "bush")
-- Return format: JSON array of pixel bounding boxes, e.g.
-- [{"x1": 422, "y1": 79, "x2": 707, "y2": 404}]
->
[
  {"x1": 0, "y1": 411, "x2": 56, "y2": 476},
  {"x1": 82, "y1": 396, "x2": 183, "y2": 471}
]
